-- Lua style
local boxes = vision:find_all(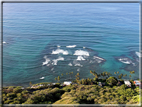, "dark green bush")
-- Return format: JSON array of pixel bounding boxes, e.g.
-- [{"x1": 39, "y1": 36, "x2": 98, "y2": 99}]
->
[
  {"x1": 2, "y1": 75, "x2": 140, "y2": 104},
  {"x1": 106, "y1": 76, "x2": 118, "y2": 86},
  {"x1": 13, "y1": 86, "x2": 22, "y2": 93}
]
